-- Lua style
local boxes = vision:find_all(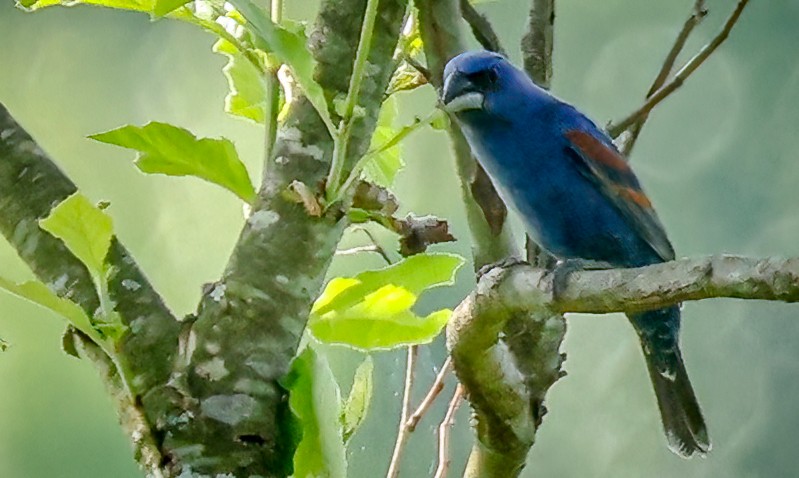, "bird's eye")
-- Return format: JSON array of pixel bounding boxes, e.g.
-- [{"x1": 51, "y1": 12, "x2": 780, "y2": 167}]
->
[{"x1": 466, "y1": 67, "x2": 499, "y2": 89}]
